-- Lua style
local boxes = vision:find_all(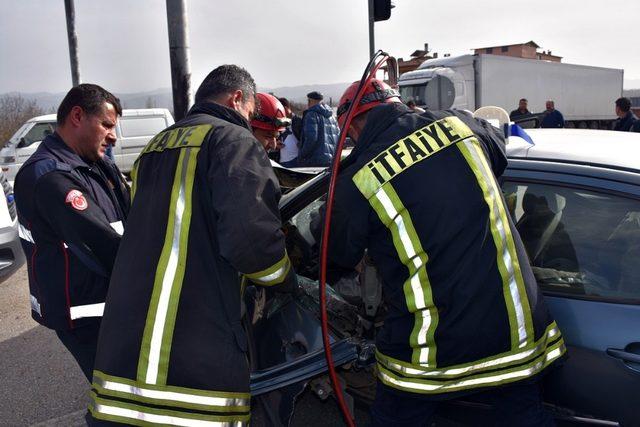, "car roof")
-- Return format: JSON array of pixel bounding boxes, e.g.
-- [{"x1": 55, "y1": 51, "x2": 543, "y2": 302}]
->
[
  {"x1": 507, "y1": 129, "x2": 640, "y2": 172},
  {"x1": 27, "y1": 109, "x2": 171, "y2": 123},
  {"x1": 28, "y1": 114, "x2": 57, "y2": 123}
]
